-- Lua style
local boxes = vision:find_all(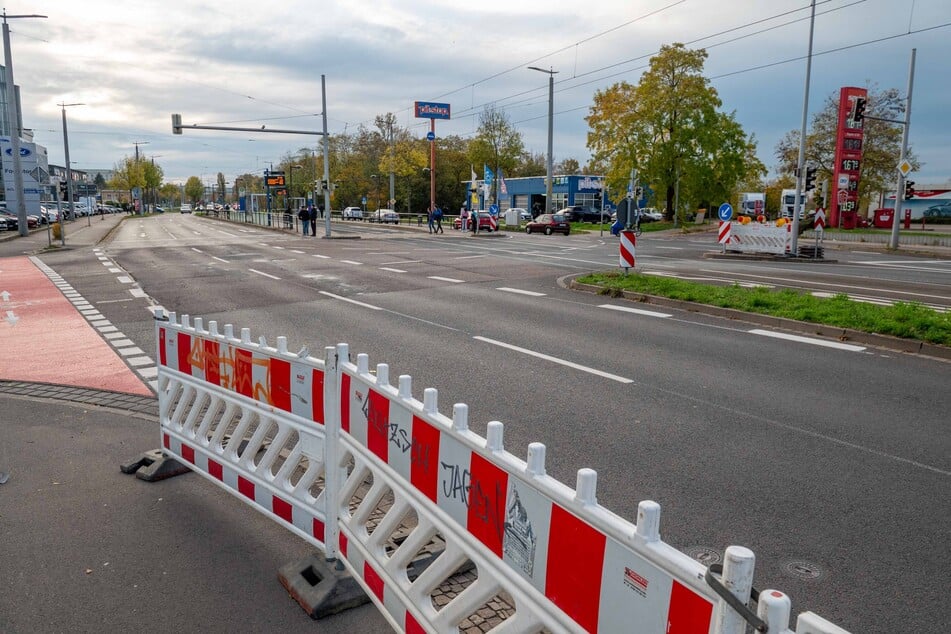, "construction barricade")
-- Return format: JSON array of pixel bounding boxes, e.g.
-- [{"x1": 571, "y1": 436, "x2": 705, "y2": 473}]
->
[{"x1": 148, "y1": 310, "x2": 850, "y2": 634}]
